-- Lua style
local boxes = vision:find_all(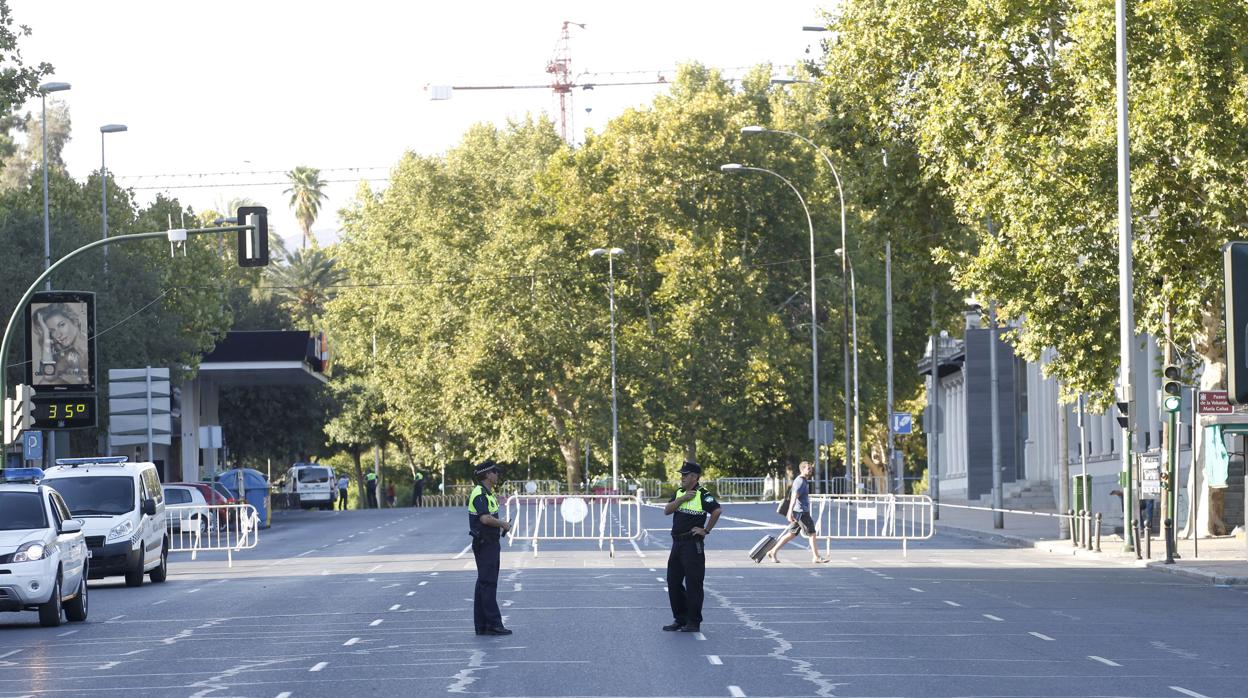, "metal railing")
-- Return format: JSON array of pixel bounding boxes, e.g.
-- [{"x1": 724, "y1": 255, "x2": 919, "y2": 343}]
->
[
  {"x1": 827, "y1": 475, "x2": 890, "y2": 494},
  {"x1": 503, "y1": 494, "x2": 643, "y2": 557},
  {"x1": 166, "y1": 503, "x2": 260, "y2": 567},
  {"x1": 501, "y1": 479, "x2": 563, "y2": 496},
  {"x1": 809, "y1": 494, "x2": 934, "y2": 556},
  {"x1": 714, "y1": 477, "x2": 771, "y2": 500},
  {"x1": 635, "y1": 478, "x2": 665, "y2": 502},
  {"x1": 935, "y1": 502, "x2": 1102, "y2": 553}
]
